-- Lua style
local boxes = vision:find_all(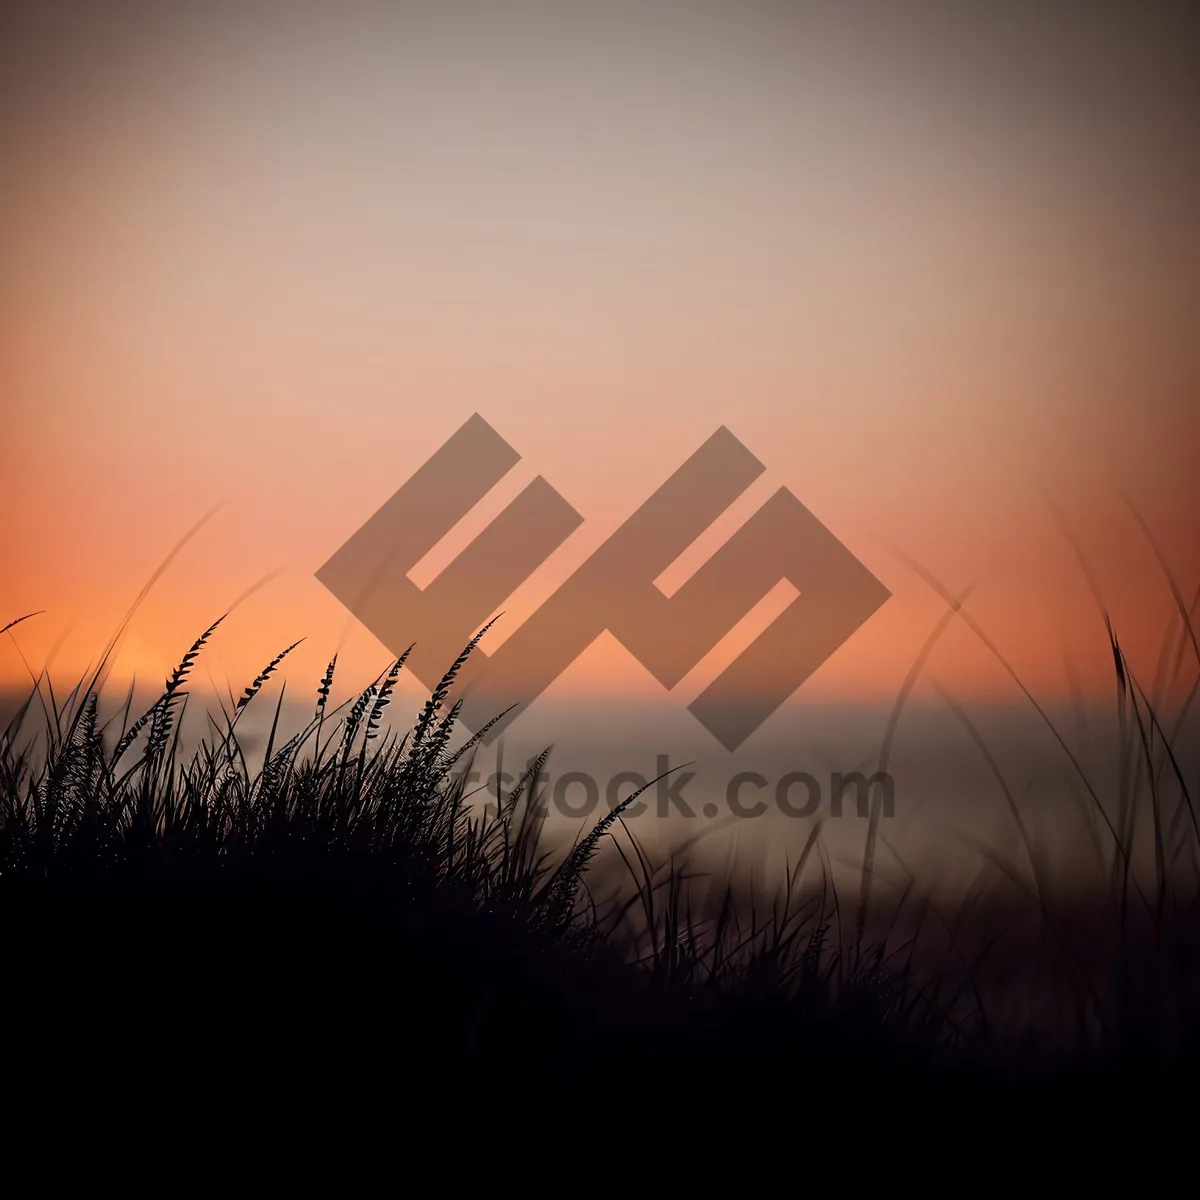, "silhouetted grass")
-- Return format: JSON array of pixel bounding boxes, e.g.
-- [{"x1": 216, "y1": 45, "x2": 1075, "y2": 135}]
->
[{"x1": 1, "y1": 572, "x2": 1198, "y2": 1191}]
